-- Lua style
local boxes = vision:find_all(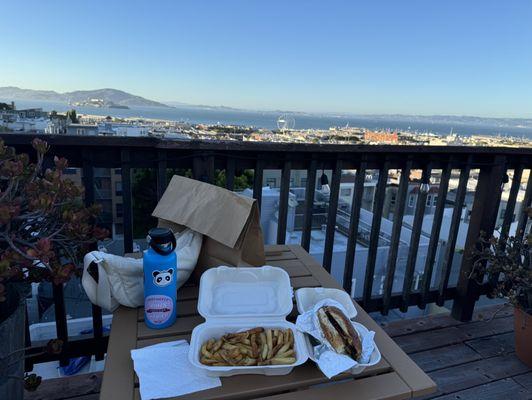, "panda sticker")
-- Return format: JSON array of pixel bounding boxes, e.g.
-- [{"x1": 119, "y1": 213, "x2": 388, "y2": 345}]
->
[{"x1": 152, "y1": 268, "x2": 174, "y2": 287}]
